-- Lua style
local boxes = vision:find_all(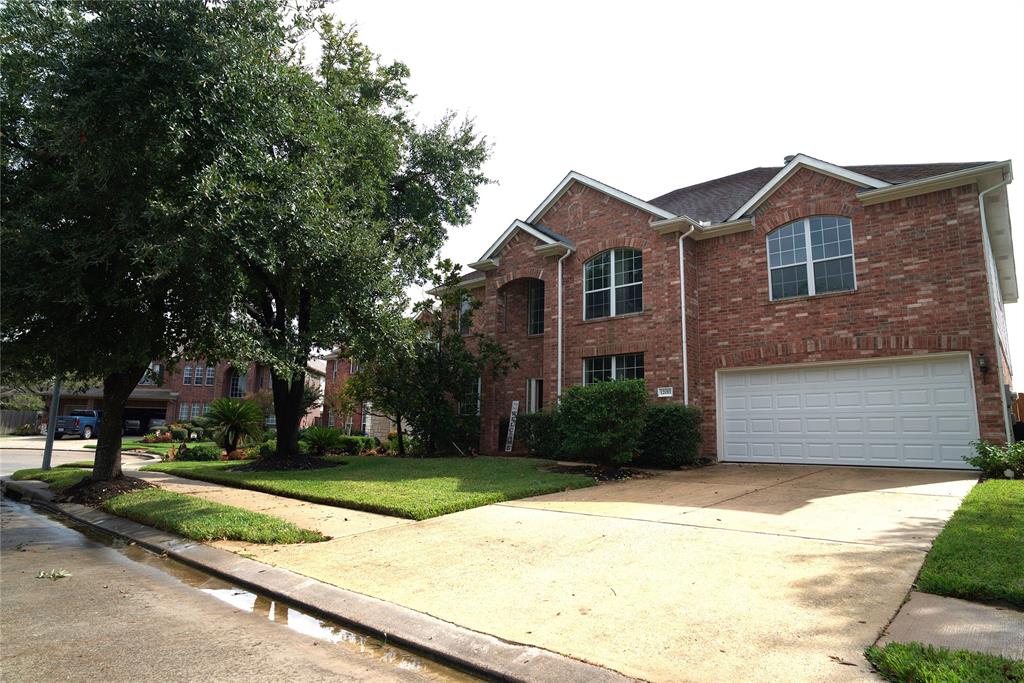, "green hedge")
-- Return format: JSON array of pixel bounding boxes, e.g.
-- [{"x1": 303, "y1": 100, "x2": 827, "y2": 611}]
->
[
  {"x1": 636, "y1": 404, "x2": 702, "y2": 468},
  {"x1": 558, "y1": 379, "x2": 647, "y2": 466},
  {"x1": 518, "y1": 411, "x2": 561, "y2": 460},
  {"x1": 519, "y1": 383, "x2": 702, "y2": 468},
  {"x1": 176, "y1": 443, "x2": 222, "y2": 461}
]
